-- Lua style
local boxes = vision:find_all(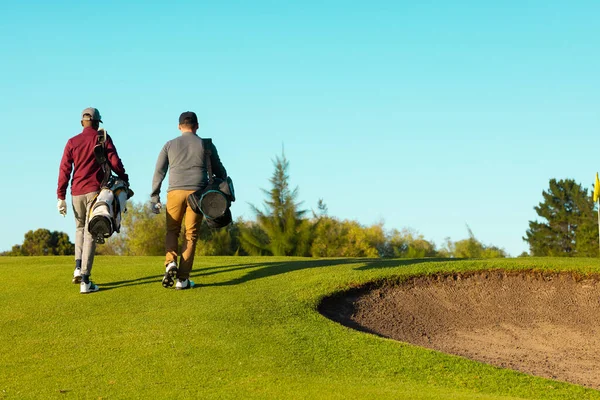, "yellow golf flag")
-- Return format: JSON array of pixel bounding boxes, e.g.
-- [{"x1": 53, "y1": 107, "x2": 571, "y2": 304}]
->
[{"x1": 594, "y1": 173, "x2": 600, "y2": 202}]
